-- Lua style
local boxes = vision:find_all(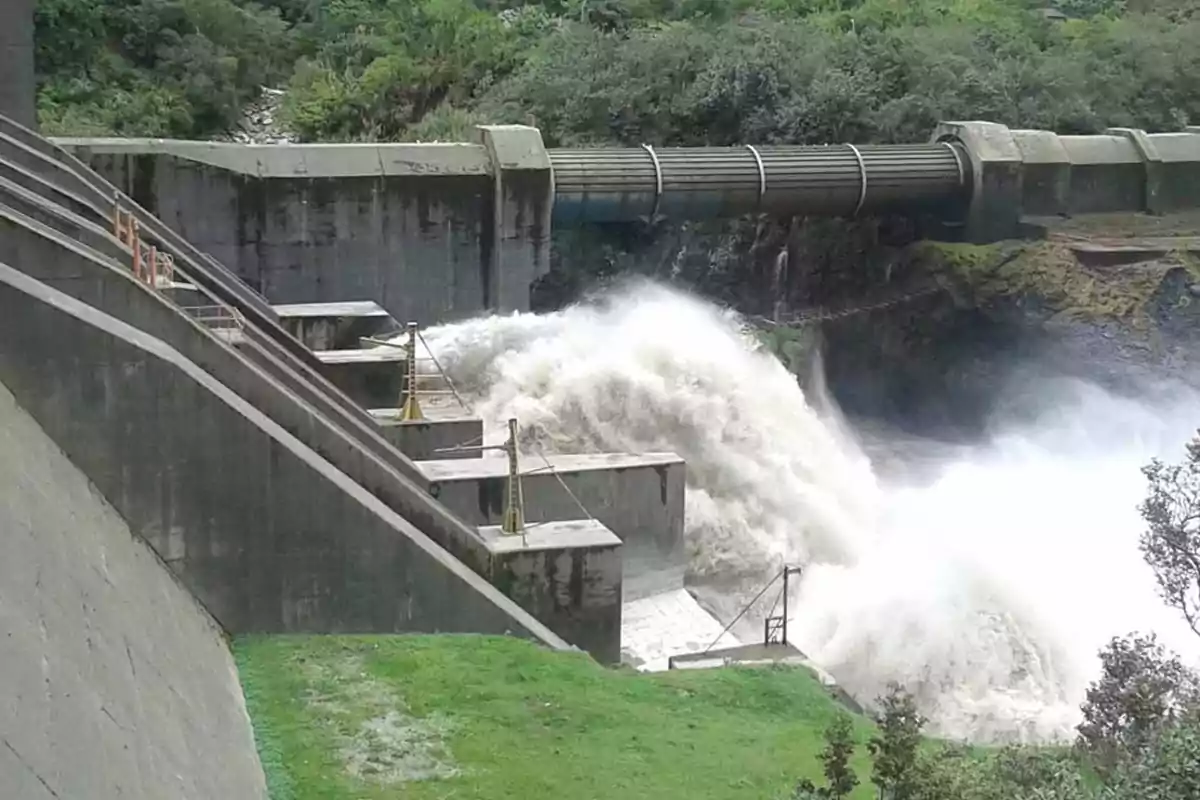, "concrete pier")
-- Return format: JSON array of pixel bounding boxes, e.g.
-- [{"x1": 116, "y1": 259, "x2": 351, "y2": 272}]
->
[
  {"x1": 480, "y1": 519, "x2": 623, "y2": 664},
  {"x1": 273, "y1": 300, "x2": 398, "y2": 351},
  {"x1": 374, "y1": 417, "x2": 483, "y2": 460},
  {"x1": 315, "y1": 346, "x2": 407, "y2": 408},
  {"x1": 417, "y1": 452, "x2": 687, "y2": 600}
]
